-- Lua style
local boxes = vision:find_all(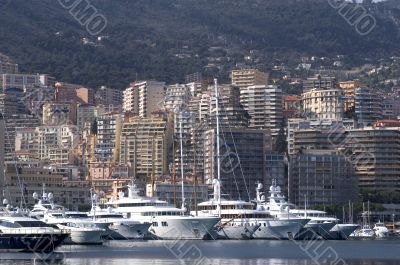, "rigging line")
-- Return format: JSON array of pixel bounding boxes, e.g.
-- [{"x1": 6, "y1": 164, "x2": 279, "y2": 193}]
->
[
  {"x1": 218, "y1": 122, "x2": 241, "y2": 201},
  {"x1": 213, "y1": 89, "x2": 241, "y2": 202},
  {"x1": 1, "y1": 113, "x2": 27, "y2": 209},
  {"x1": 217, "y1": 91, "x2": 251, "y2": 202}
]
